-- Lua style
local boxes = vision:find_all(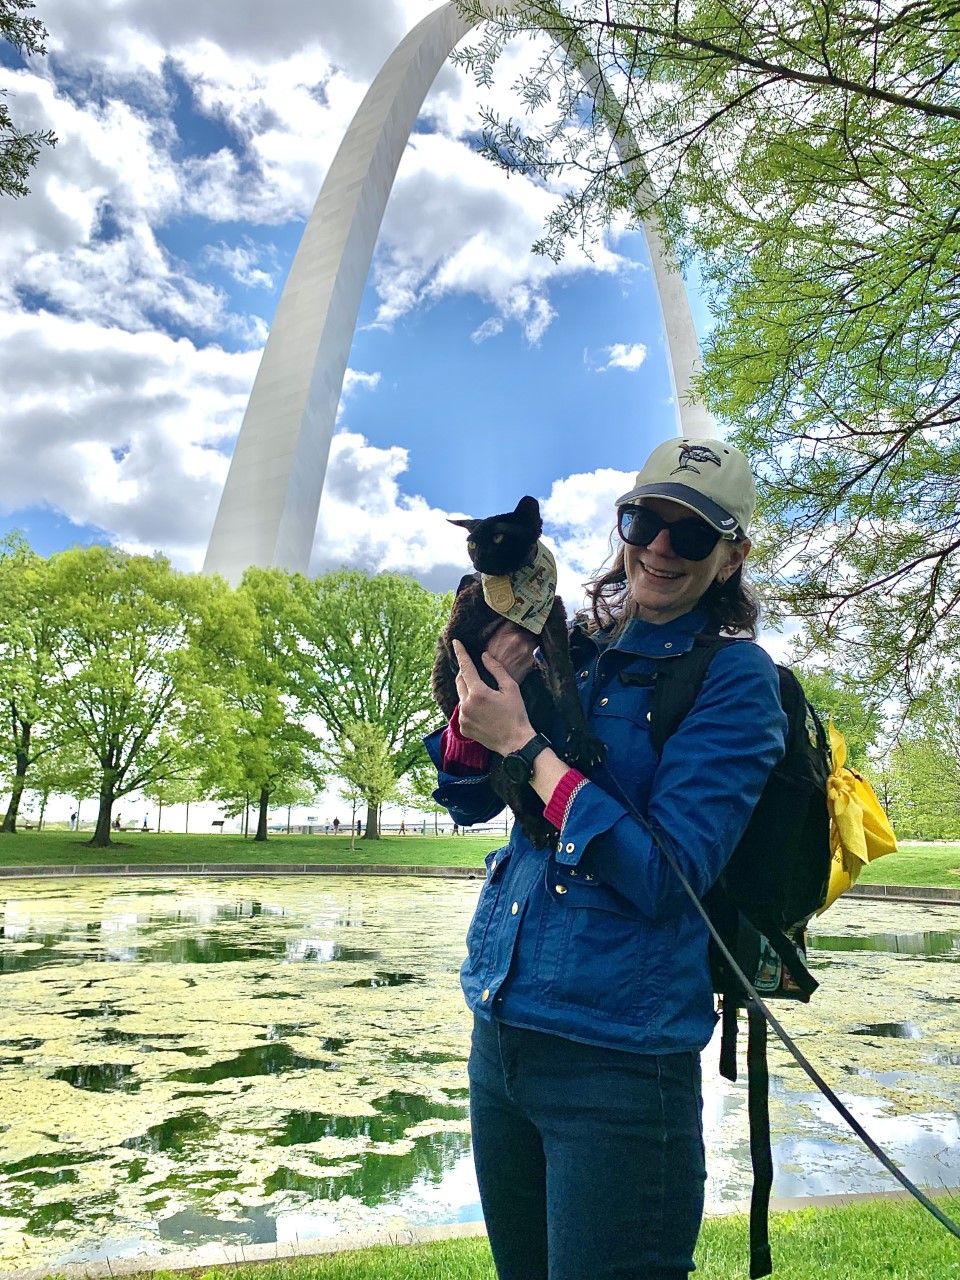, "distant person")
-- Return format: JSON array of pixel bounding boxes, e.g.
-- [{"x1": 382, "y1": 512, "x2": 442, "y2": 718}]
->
[
  {"x1": 356, "y1": 818, "x2": 362, "y2": 836},
  {"x1": 112, "y1": 813, "x2": 121, "y2": 831},
  {"x1": 452, "y1": 822, "x2": 459, "y2": 836},
  {"x1": 332, "y1": 817, "x2": 340, "y2": 835},
  {"x1": 142, "y1": 817, "x2": 149, "y2": 831},
  {"x1": 69, "y1": 811, "x2": 77, "y2": 831},
  {"x1": 399, "y1": 820, "x2": 406, "y2": 836}
]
